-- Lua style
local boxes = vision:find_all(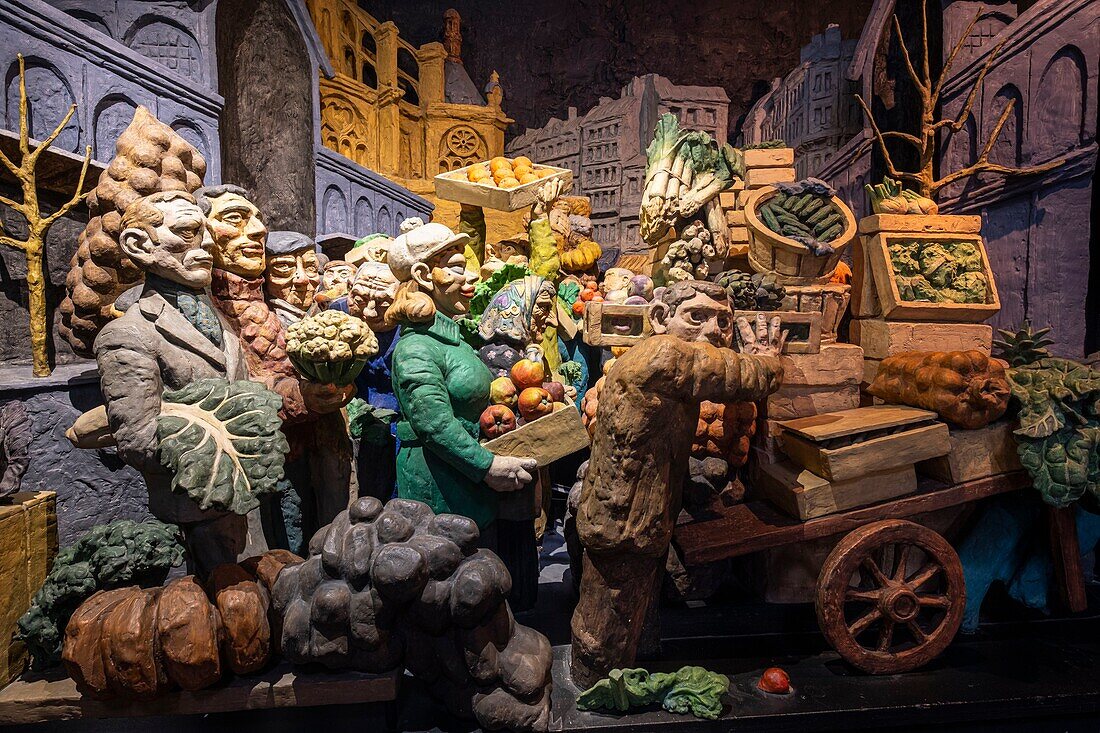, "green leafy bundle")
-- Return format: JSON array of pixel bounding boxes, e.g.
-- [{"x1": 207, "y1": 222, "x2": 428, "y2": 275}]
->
[
  {"x1": 888, "y1": 239, "x2": 988, "y2": 304},
  {"x1": 156, "y1": 379, "x2": 289, "y2": 514},
  {"x1": 456, "y1": 263, "x2": 535, "y2": 342},
  {"x1": 347, "y1": 397, "x2": 398, "y2": 446},
  {"x1": 577, "y1": 666, "x2": 730, "y2": 720},
  {"x1": 17, "y1": 519, "x2": 183, "y2": 670},
  {"x1": 1007, "y1": 358, "x2": 1100, "y2": 507},
  {"x1": 640, "y1": 113, "x2": 741, "y2": 244},
  {"x1": 756, "y1": 178, "x2": 844, "y2": 256}
]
